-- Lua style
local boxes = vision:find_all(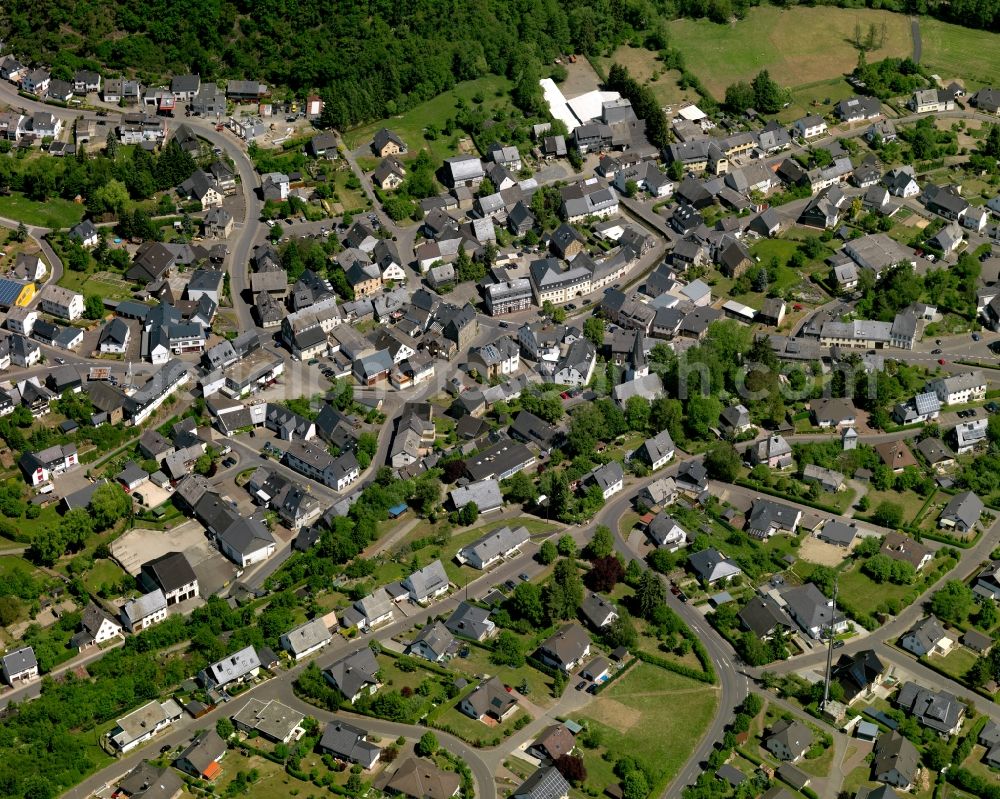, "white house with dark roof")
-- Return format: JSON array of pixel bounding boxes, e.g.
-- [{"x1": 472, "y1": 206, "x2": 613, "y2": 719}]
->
[
  {"x1": 406, "y1": 621, "x2": 455, "y2": 663},
  {"x1": 537, "y1": 623, "x2": 591, "y2": 672},
  {"x1": 445, "y1": 601, "x2": 496, "y2": 641},
  {"x1": 939, "y1": 491, "x2": 984, "y2": 533},
  {"x1": 579, "y1": 592, "x2": 618, "y2": 630},
  {"x1": 637, "y1": 429, "x2": 675, "y2": 470},
  {"x1": 121, "y1": 589, "x2": 168, "y2": 632},
  {"x1": 689, "y1": 548, "x2": 742, "y2": 585},
  {"x1": 2, "y1": 645, "x2": 38, "y2": 684},
  {"x1": 280, "y1": 618, "x2": 333, "y2": 660},
  {"x1": 456, "y1": 525, "x2": 530, "y2": 570},
  {"x1": 324, "y1": 647, "x2": 381, "y2": 703},
  {"x1": 901, "y1": 616, "x2": 953, "y2": 657},
  {"x1": 646, "y1": 511, "x2": 689, "y2": 551},
  {"x1": 781, "y1": 583, "x2": 848, "y2": 639},
  {"x1": 402, "y1": 560, "x2": 449, "y2": 604}
]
